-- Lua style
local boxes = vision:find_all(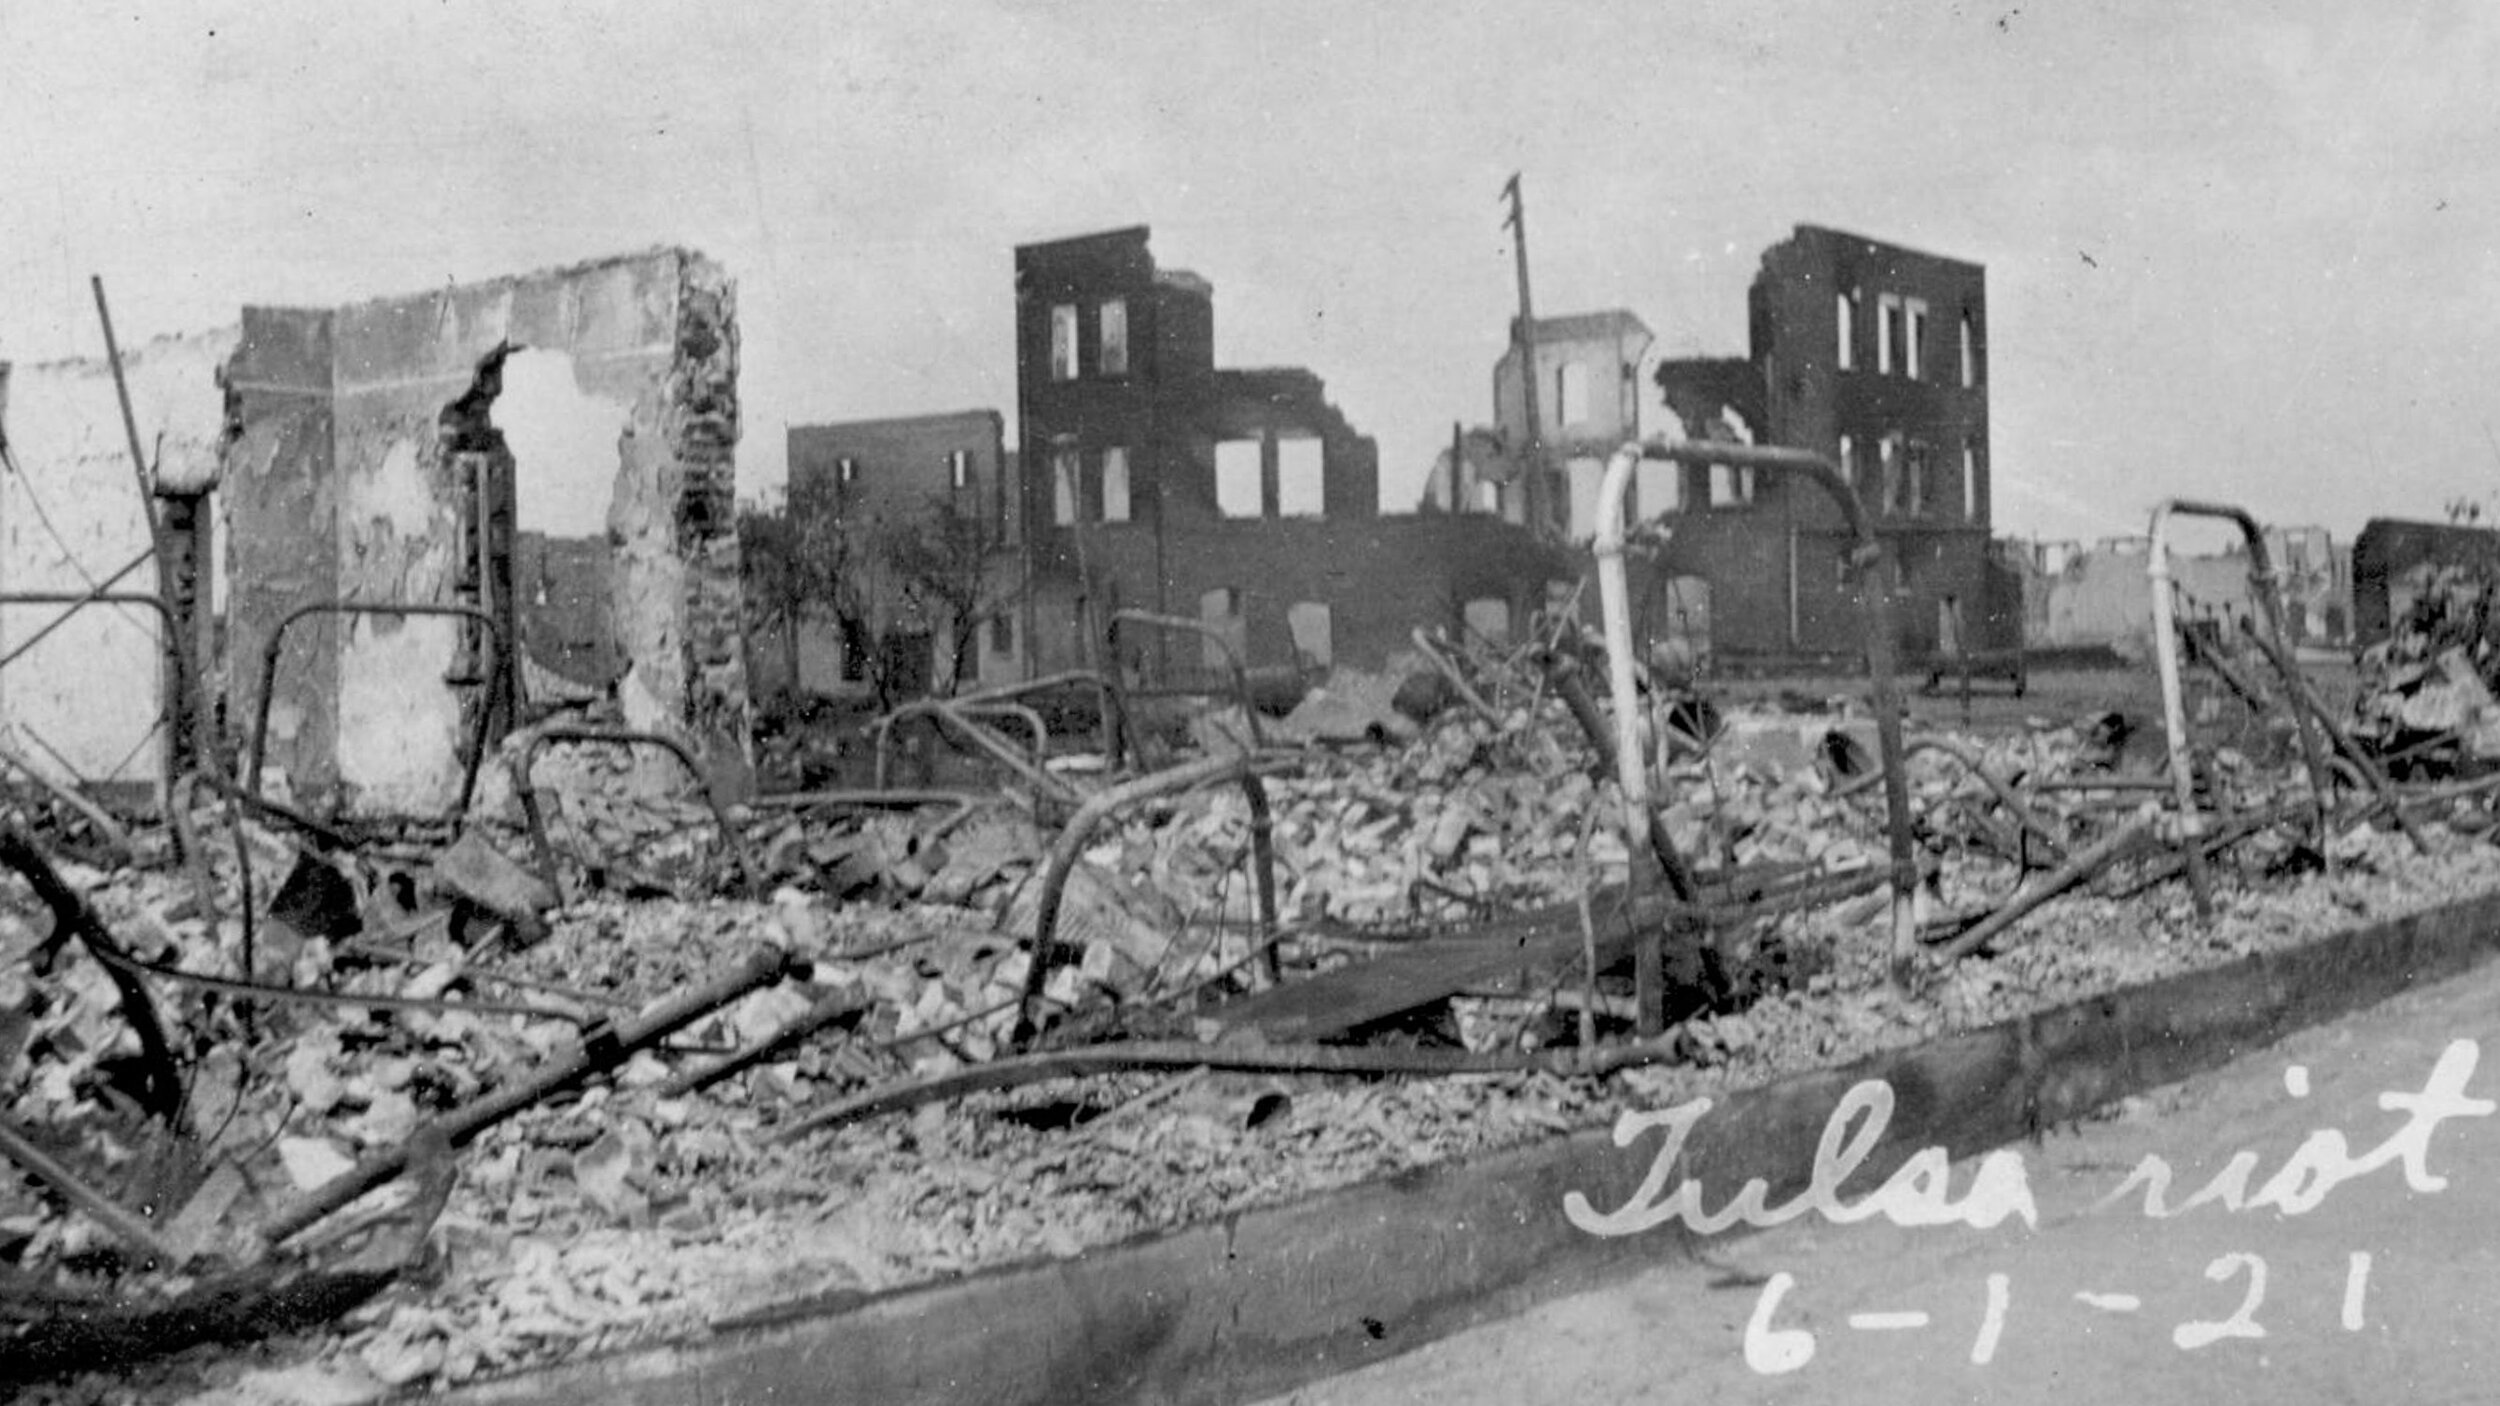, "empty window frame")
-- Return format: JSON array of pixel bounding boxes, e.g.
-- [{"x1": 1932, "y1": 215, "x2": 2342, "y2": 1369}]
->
[
  {"x1": 1215, "y1": 439, "x2": 1264, "y2": 518},
  {"x1": 1836, "y1": 290, "x2": 1857, "y2": 371},
  {"x1": 1962, "y1": 442, "x2": 1980, "y2": 520},
  {"x1": 948, "y1": 448, "x2": 972, "y2": 492},
  {"x1": 1562, "y1": 454, "x2": 1604, "y2": 538},
  {"x1": 1708, "y1": 463, "x2": 1755, "y2": 508},
  {"x1": 1287, "y1": 601, "x2": 1333, "y2": 670},
  {"x1": 1959, "y1": 309, "x2": 1979, "y2": 388},
  {"x1": 1099, "y1": 298, "x2": 1129, "y2": 376},
  {"x1": 1050, "y1": 446, "x2": 1079, "y2": 525},
  {"x1": 1879, "y1": 433, "x2": 1902, "y2": 515},
  {"x1": 1049, "y1": 303, "x2": 1080, "y2": 381},
  {"x1": 837, "y1": 456, "x2": 860, "y2": 486},
  {"x1": 1277, "y1": 436, "x2": 1325, "y2": 517},
  {"x1": 1462, "y1": 597, "x2": 1512, "y2": 647},
  {"x1": 1838, "y1": 434, "x2": 1857, "y2": 493},
  {"x1": 1905, "y1": 299, "x2": 1929, "y2": 380},
  {"x1": 1100, "y1": 446, "x2": 1131, "y2": 523},
  {"x1": 990, "y1": 611, "x2": 1014, "y2": 655},
  {"x1": 1876, "y1": 294, "x2": 1904, "y2": 376},
  {"x1": 1555, "y1": 360, "x2": 1590, "y2": 428},
  {"x1": 1905, "y1": 440, "x2": 1931, "y2": 515},
  {"x1": 1198, "y1": 587, "x2": 1244, "y2": 672}
]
